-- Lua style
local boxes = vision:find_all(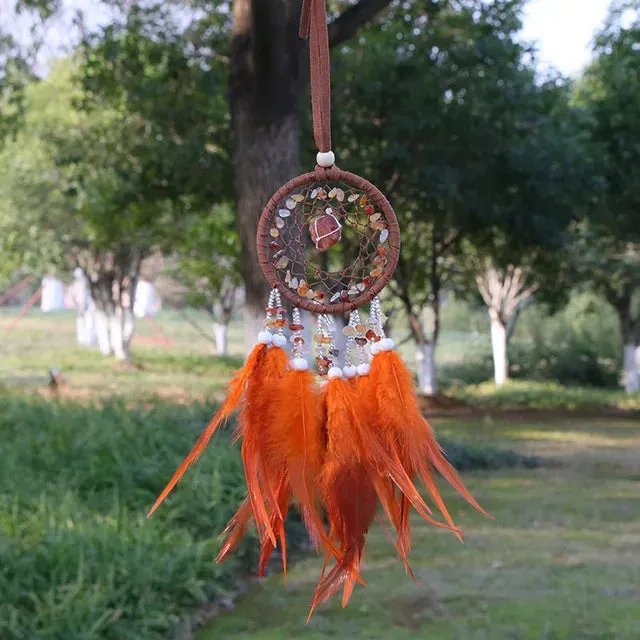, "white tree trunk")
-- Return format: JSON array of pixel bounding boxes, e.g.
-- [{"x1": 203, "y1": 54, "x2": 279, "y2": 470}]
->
[
  {"x1": 490, "y1": 314, "x2": 509, "y2": 387},
  {"x1": 415, "y1": 342, "x2": 437, "y2": 396},
  {"x1": 213, "y1": 322, "x2": 229, "y2": 356},
  {"x1": 623, "y1": 343, "x2": 639, "y2": 393},
  {"x1": 94, "y1": 307, "x2": 134, "y2": 360},
  {"x1": 95, "y1": 309, "x2": 112, "y2": 356}
]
